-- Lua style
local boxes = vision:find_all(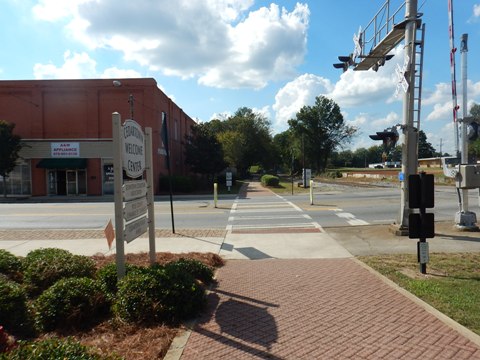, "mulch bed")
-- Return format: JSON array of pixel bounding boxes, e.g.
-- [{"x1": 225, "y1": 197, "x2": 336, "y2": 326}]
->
[{"x1": 41, "y1": 252, "x2": 225, "y2": 360}]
